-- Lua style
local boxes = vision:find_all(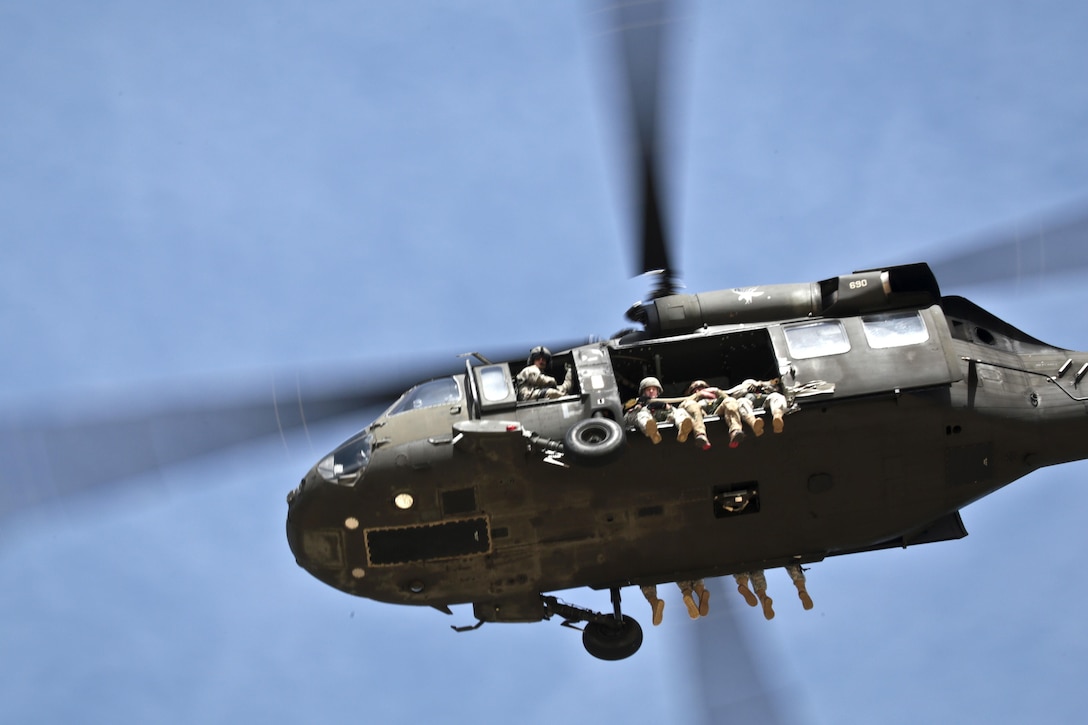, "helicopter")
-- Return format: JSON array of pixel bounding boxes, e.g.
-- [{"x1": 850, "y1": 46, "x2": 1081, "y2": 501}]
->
[
  {"x1": 285, "y1": 258, "x2": 1088, "y2": 660},
  {"x1": 282, "y1": 1, "x2": 1088, "y2": 660},
  {"x1": 5, "y1": 3, "x2": 1088, "y2": 721}
]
